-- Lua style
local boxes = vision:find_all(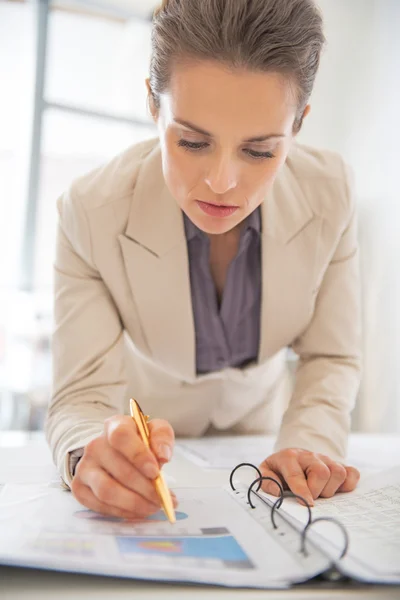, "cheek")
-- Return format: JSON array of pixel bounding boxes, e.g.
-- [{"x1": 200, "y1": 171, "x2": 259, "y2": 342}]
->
[
  {"x1": 244, "y1": 159, "x2": 282, "y2": 200},
  {"x1": 162, "y1": 141, "x2": 200, "y2": 198}
]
